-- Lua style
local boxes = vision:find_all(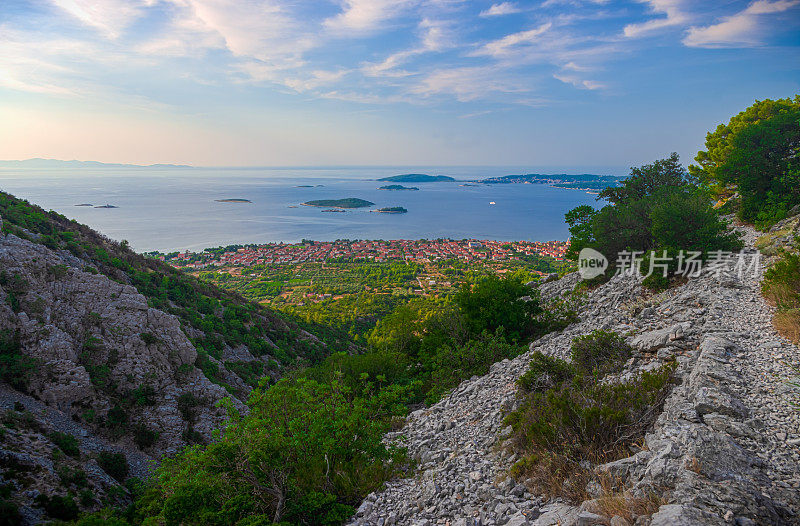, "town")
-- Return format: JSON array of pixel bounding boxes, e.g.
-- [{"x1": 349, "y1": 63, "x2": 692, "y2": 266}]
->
[{"x1": 154, "y1": 238, "x2": 569, "y2": 269}]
